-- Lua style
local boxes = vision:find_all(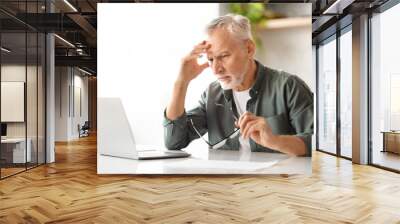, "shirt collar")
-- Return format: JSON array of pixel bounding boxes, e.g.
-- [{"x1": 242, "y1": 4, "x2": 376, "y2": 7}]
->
[{"x1": 223, "y1": 60, "x2": 265, "y2": 101}]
